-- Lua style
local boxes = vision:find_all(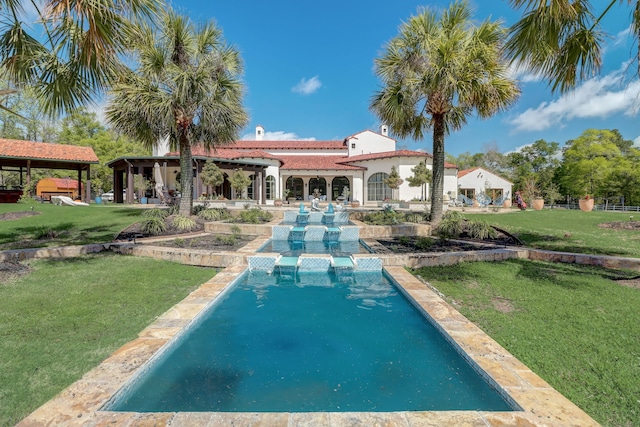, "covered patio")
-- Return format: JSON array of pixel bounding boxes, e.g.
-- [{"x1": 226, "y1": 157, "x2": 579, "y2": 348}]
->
[{"x1": 0, "y1": 139, "x2": 99, "y2": 203}]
